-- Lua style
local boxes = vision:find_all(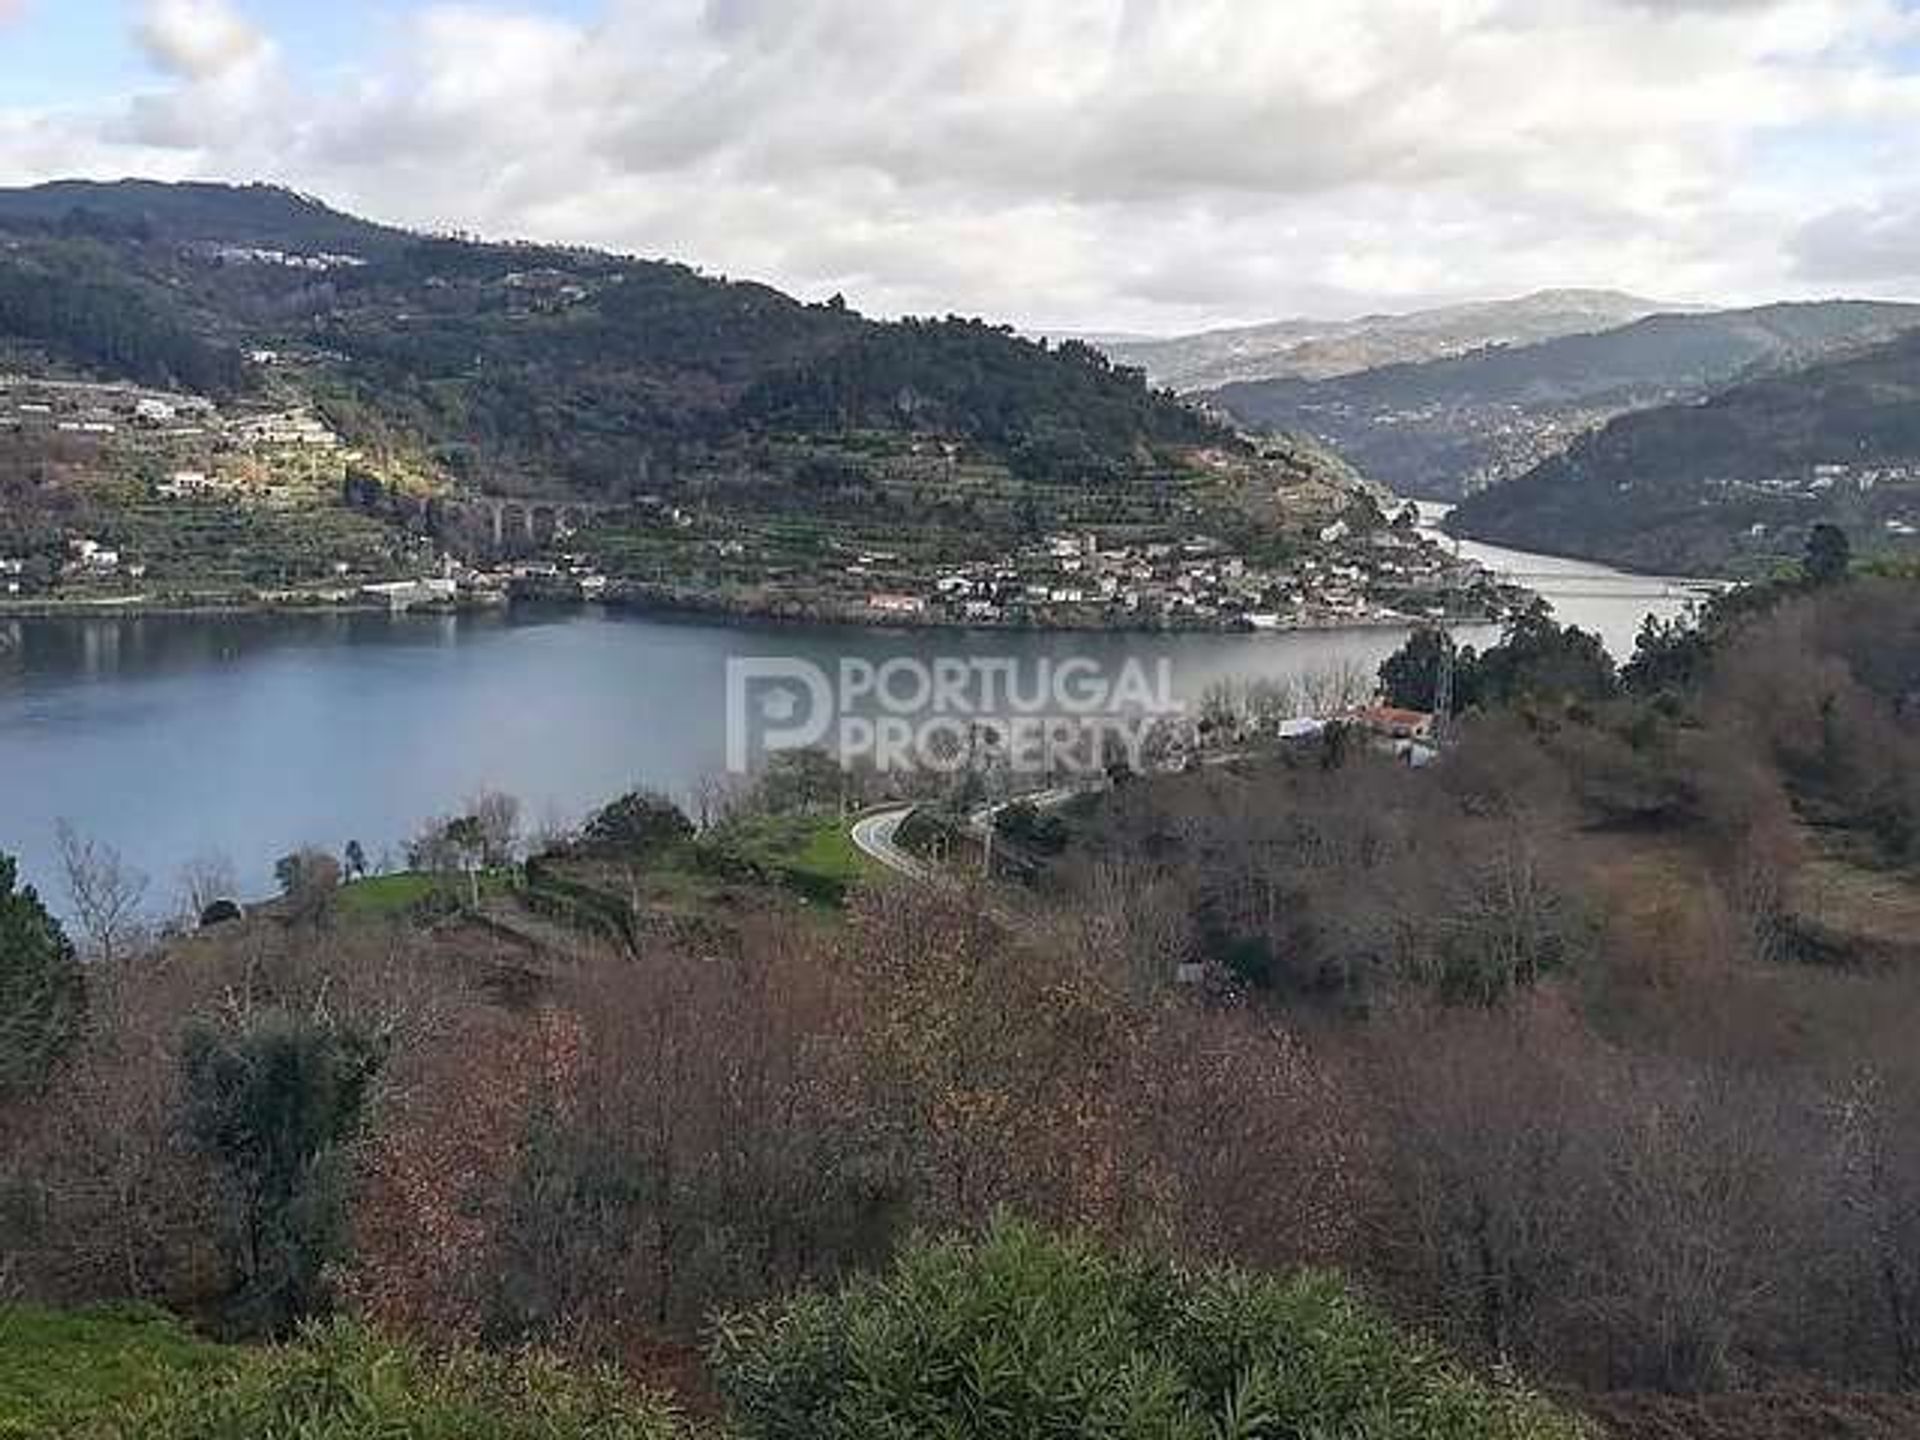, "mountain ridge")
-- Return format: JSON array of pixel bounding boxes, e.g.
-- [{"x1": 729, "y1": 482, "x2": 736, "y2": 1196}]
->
[
  {"x1": 1204, "y1": 299, "x2": 1920, "y2": 500},
  {"x1": 1, "y1": 178, "x2": 1436, "y2": 631},
  {"x1": 1447, "y1": 325, "x2": 1920, "y2": 574},
  {"x1": 0, "y1": 178, "x2": 415, "y2": 257},
  {"x1": 0, "y1": 178, "x2": 1226, "y2": 502},
  {"x1": 1095, "y1": 288, "x2": 1686, "y2": 390}
]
